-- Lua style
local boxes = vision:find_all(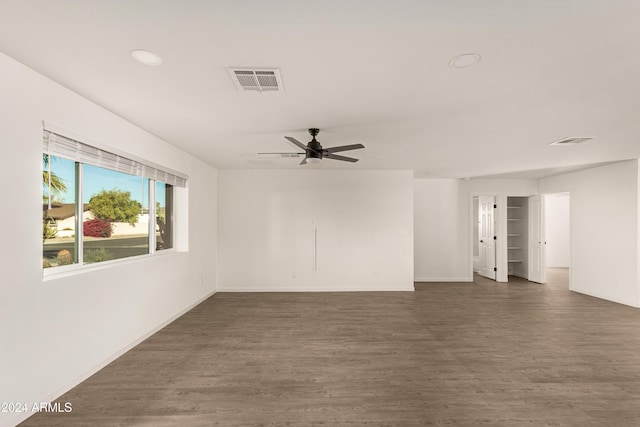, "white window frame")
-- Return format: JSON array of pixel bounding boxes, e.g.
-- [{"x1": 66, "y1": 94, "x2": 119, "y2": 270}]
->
[{"x1": 42, "y1": 125, "x2": 186, "y2": 279}]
